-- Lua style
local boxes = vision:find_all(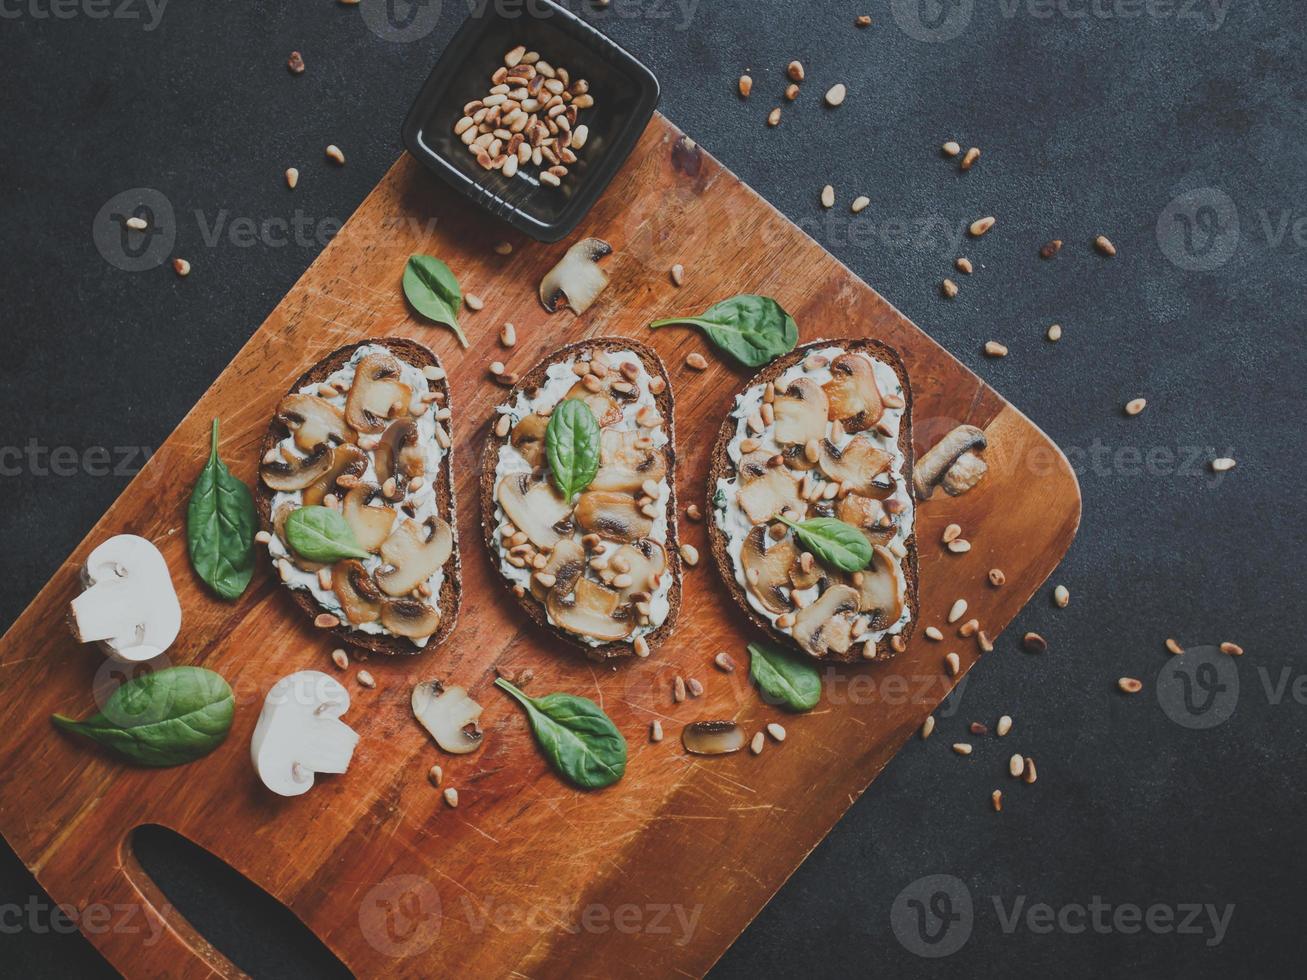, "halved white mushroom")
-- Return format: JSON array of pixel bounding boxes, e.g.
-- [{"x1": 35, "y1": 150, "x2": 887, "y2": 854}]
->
[
  {"x1": 822, "y1": 352, "x2": 884, "y2": 431},
  {"x1": 302, "y1": 444, "x2": 368, "y2": 507},
  {"x1": 68, "y1": 534, "x2": 182, "y2": 663},
  {"x1": 913, "y1": 425, "x2": 988, "y2": 500},
  {"x1": 818, "y1": 435, "x2": 892, "y2": 496},
  {"x1": 591, "y1": 429, "x2": 667, "y2": 492},
  {"x1": 381, "y1": 598, "x2": 442, "y2": 638},
  {"x1": 411, "y1": 681, "x2": 483, "y2": 754},
  {"x1": 836, "y1": 493, "x2": 897, "y2": 546},
  {"x1": 530, "y1": 537, "x2": 586, "y2": 601},
  {"x1": 277, "y1": 394, "x2": 356, "y2": 452},
  {"x1": 345, "y1": 352, "x2": 412, "y2": 434},
  {"x1": 563, "y1": 382, "x2": 622, "y2": 427},
  {"x1": 261, "y1": 443, "x2": 334, "y2": 492},
  {"x1": 251, "y1": 670, "x2": 359, "y2": 797},
  {"x1": 496, "y1": 474, "x2": 573, "y2": 549},
  {"x1": 539, "y1": 238, "x2": 613, "y2": 315},
  {"x1": 682, "y1": 721, "x2": 746, "y2": 755},
  {"x1": 341, "y1": 484, "x2": 397, "y2": 553},
  {"x1": 374, "y1": 419, "x2": 425, "y2": 486},
  {"x1": 510, "y1": 413, "x2": 550, "y2": 470},
  {"x1": 851, "y1": 545, "x2": 904, "y2": 630},
  {"x1": 608, "y1": 539, "x2": 667, "y2": 602},
  {"x1": 739, "y1": 525, "x2": 797, "y2": 615},
  {"x1": 375, "y1": 517, "x2": 453, "y2": 597},
  {"x1": 574, "y1": 491, "x2": 653, "y2": 543},
  {"x1": 546, "y1": 577, "x2": 634, "y2": 642},
  {"x1": 736, "y1": 452, "x2": 807, "y2": 525},
  {"x1": 791, "y1": 584, "x2": 860, "y2": 657},
  {"x1": 773, "y1": 377, "x2": 829, "y2": 445},
  {"x1": 332, "y1": 559, "x2": 382, "y2": 624}
]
